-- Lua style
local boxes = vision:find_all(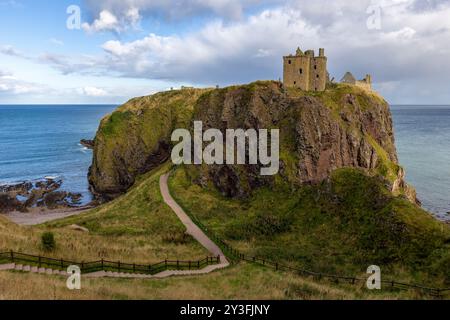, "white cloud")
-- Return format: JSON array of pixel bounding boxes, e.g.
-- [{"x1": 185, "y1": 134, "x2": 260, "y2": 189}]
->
[
  {"x1": 82, "y1": 10, "x2": 121, "y2": 33},
  {"x1": 0, "y1": 69, "x2": 47, "y2": 95},
  {"x1": 77, "y1": 86, "x2": 108, "y2": 97},
  {"x1": 0, "y1": 45, "x2": 27, "y2": 58},
  {"x1": 82, "y1": 0, "x2": 281, "y2": 33},
  {"x1": 49, "y1": 38, "x2": 64, "y2": 46},
  {"x1": 4, "y1": 0, "x2": 450, "y2": 103}
]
